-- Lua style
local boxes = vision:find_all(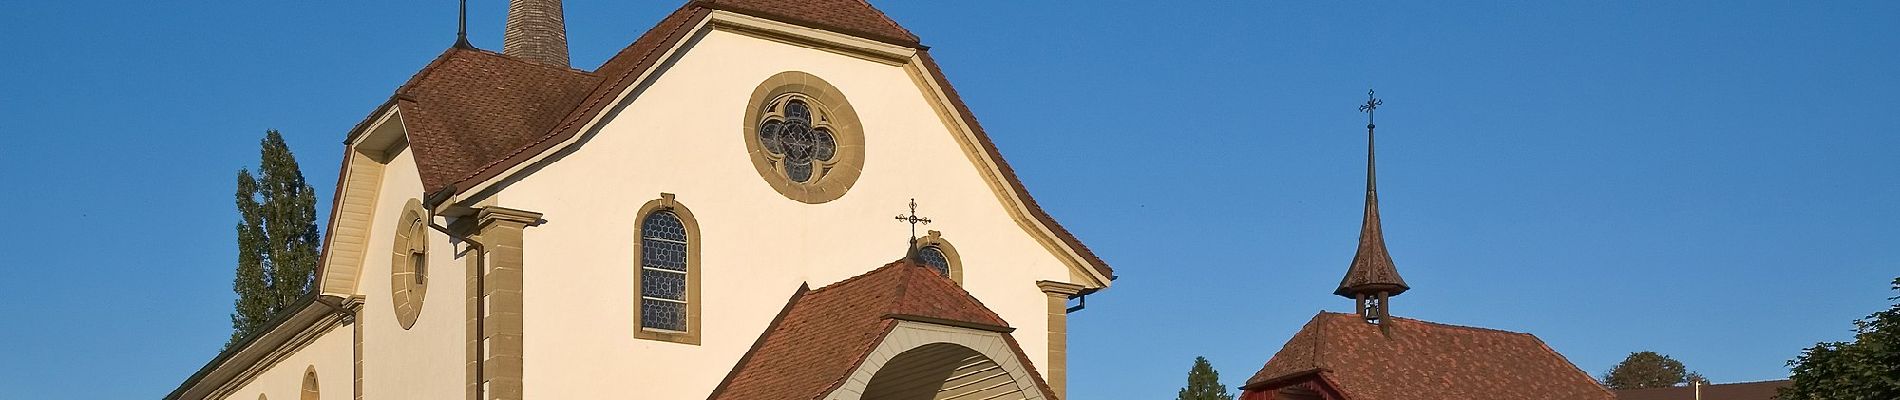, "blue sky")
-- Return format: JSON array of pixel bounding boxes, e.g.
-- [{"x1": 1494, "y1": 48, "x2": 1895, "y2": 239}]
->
[{"x1": 2, "y1": 1, "x2": 1895, "y2": 398}]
